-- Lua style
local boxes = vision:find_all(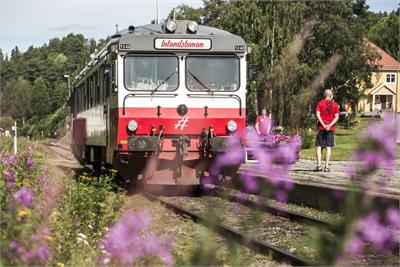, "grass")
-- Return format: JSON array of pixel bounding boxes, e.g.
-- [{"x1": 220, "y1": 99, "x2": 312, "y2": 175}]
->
[{"x1": 300, "y1": 117, "x2": 372, "y2": 161}]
